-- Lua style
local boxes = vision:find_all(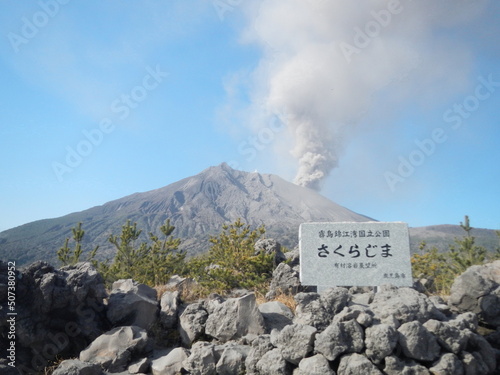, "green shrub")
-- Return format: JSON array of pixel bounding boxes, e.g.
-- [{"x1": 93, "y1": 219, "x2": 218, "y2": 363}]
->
[
  {"x1": 185, "y1": 218, "x2": 274, "y2": 295},
  {"x1": 411, "y1": 216, "x2": 500, "y2": 295},
  {"x1": 57, "y1": 218, "x2": 277, "y2": 295},
  {"x1": 57, "y1": 222, "x2": 99, "y2": 266}
]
